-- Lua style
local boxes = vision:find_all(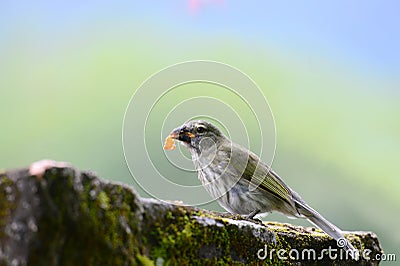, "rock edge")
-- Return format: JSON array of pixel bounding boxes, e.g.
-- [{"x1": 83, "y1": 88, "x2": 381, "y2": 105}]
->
[{"x1": 0, "y1": 165, "x2": 383, "y2": 265}]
